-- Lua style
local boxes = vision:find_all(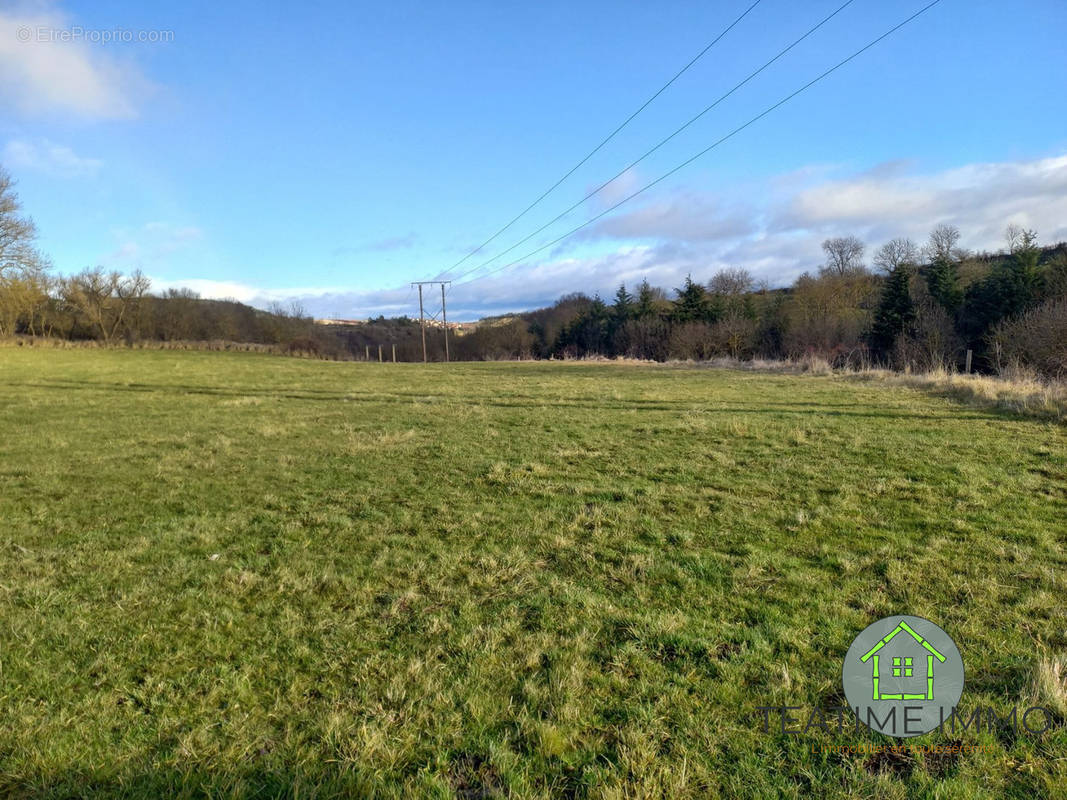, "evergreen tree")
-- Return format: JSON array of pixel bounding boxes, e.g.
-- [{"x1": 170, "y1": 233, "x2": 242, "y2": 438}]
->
[
  {"x1": 556, "y1": 295, "x2": 610, "y2": 356},
  {"x1": 988, "y1": 231, "x2": 1044, "y2": 323},
  {"x1": 612, "y1": 283, "x2": 633, "y2": 322},
  {"x1": 671, "y1": 275, "x2": 710, "y2": 322},
  {"x1": 960, "y1": 228, "x2": 1045, "y2": 347},
  {"x1": 635, "y1": 280, "x2": 657, "y2": 318},
  {"x1": 706, "y1": 291, "x2": 726, "y2": 323},
  {"x1": 926, "y1": 255, "x2": 962, "y2": 315},
  {"x1": 741, "y1": 294, "x2": 758, "y2": 321},
  {"x1": 868, "y1": 264, "x2": 915, "y2": 358},
  {"x1": 606, "y1": 284, "x2": 634, "y2": 356},
  {"x1": 1011, "y1": 228, "x2": 1043, "y2": 299},
  {"x1": 588, "y1": 294, "x2": 608, "y2": 319},
  {"x1": 1042, "y1": 251, "x2": 1067, "y2": 300}
]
